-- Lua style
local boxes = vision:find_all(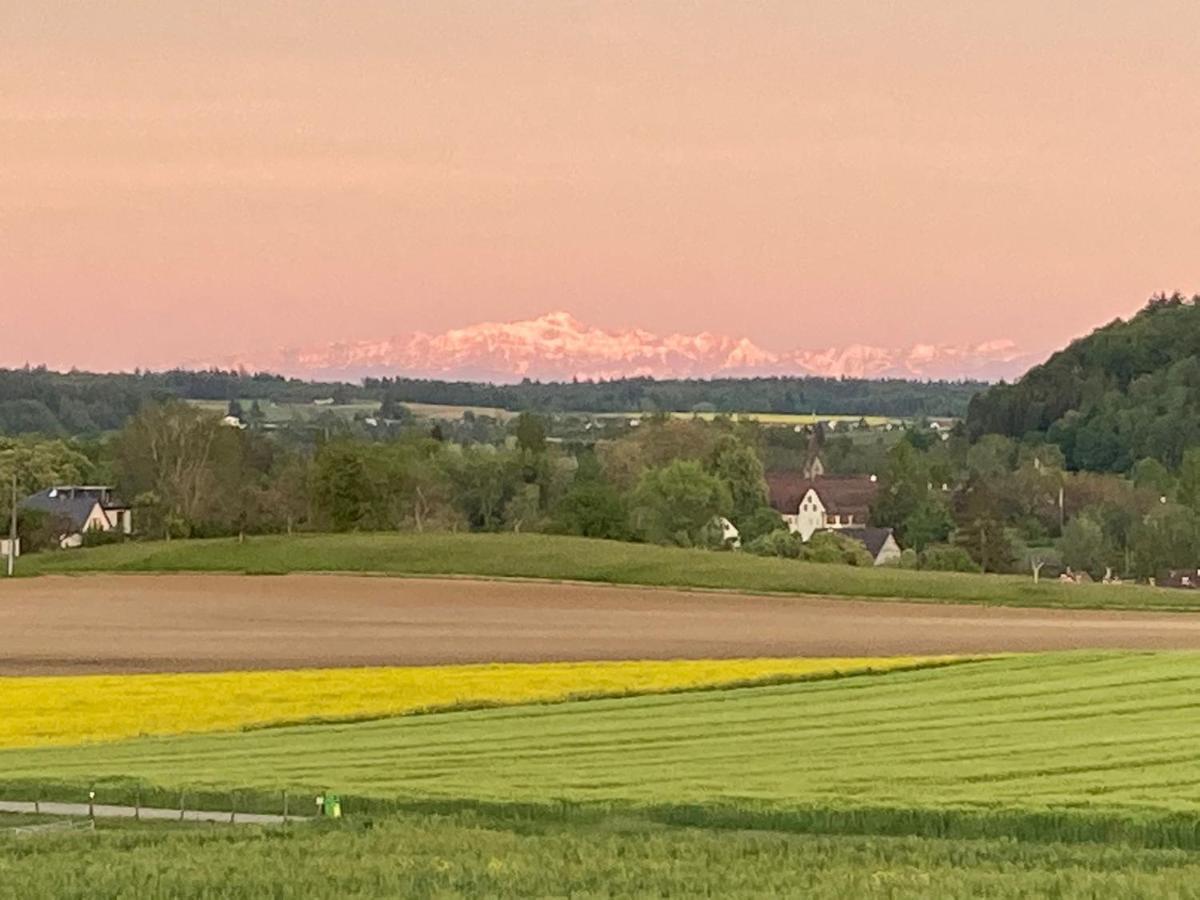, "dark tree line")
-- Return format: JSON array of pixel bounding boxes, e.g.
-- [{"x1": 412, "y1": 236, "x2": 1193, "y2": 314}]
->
[
  {"x1": 1, "y1": 366, "x2": 983, "y2": 438},
  {"x1": 366, "y1": 375, "x2": 983, "y2": 418},
  {"x1": 0, "y1": 368, "x2": 362, "y2": 436}
]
